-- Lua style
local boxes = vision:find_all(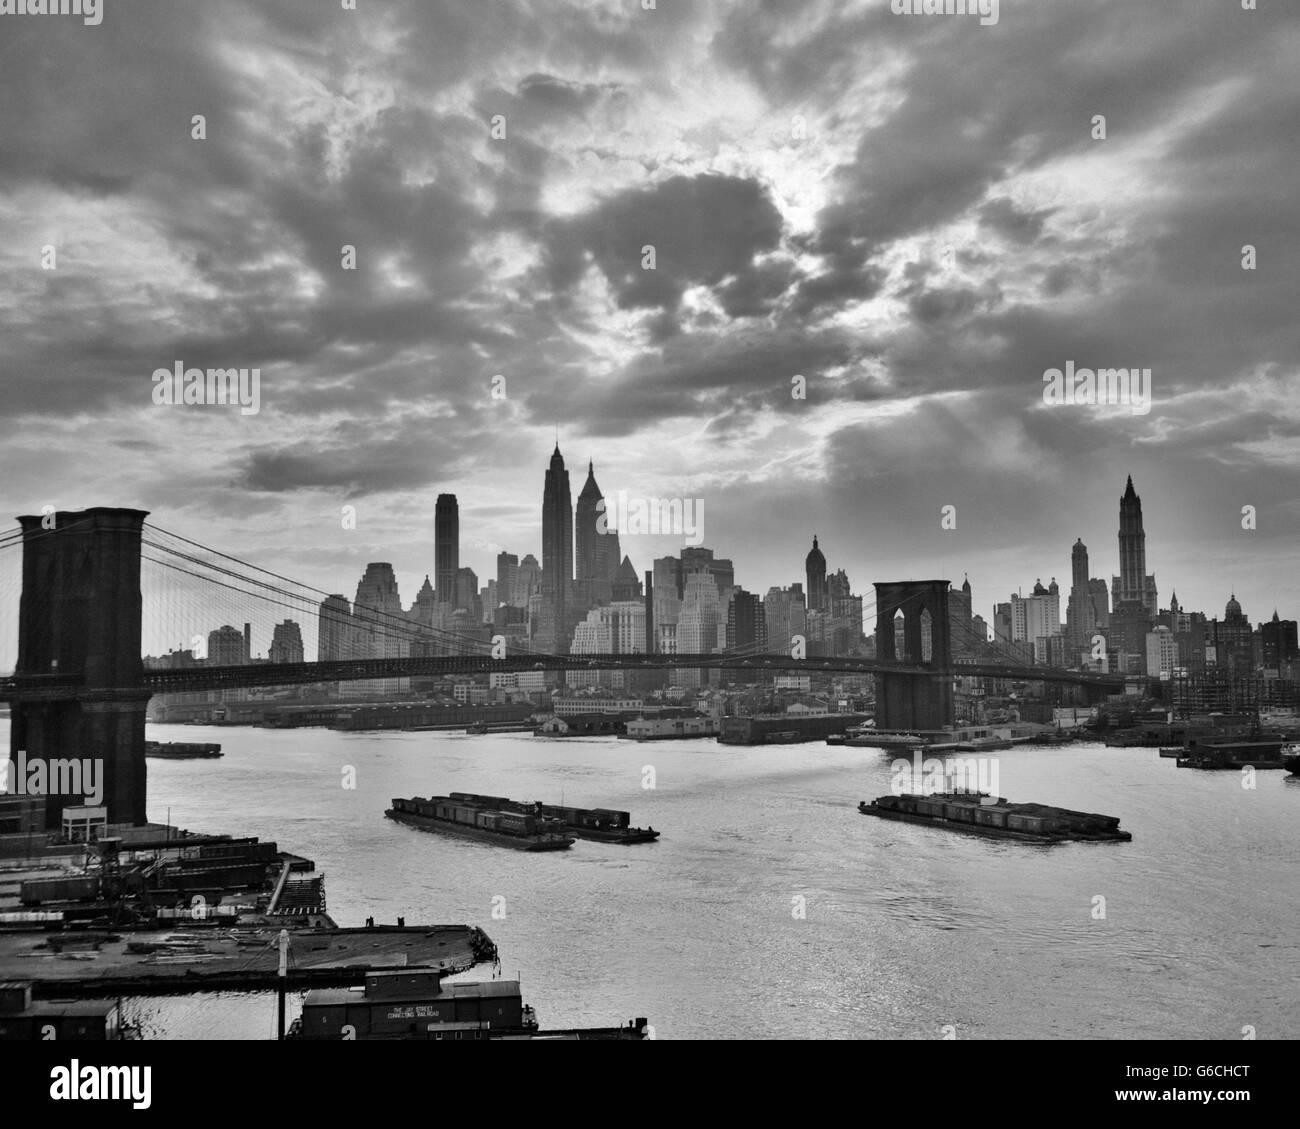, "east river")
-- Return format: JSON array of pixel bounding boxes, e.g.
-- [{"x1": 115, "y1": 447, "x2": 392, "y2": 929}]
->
[{"x1": 12, "y1": 721, "x2": 1300, "y2": 1039}]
